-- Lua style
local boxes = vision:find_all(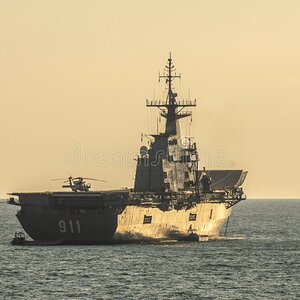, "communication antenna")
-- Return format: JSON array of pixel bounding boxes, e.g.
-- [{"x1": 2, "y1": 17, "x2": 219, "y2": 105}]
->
[{"x1": 146, "y1": 53, "x2": 196, "y2": 136}]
